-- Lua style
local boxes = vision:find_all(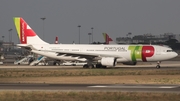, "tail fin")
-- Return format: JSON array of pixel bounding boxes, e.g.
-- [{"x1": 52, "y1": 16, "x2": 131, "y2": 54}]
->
[
  {"x1": 55, "y1": 36, "x2": 58, "y2": 44},
  {"x1": 13, "y1": 17, "x2": 48, "y2": 44},
  {"x1": 102, "y1": 33, "x2": 116, "y2": 44}
]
